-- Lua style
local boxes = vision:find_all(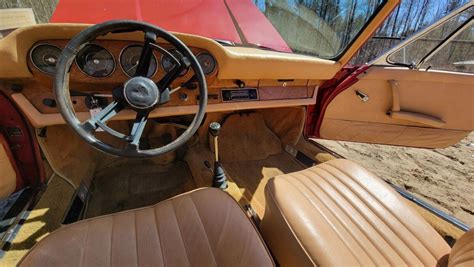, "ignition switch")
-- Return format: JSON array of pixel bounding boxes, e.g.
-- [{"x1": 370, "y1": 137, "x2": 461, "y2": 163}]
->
[
  {"x1": 179, "y1": 93, "x2": 189, "y2": 102},
  {"x1": 85, "y1": 95, "x2": 108, "y2": 109}
]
